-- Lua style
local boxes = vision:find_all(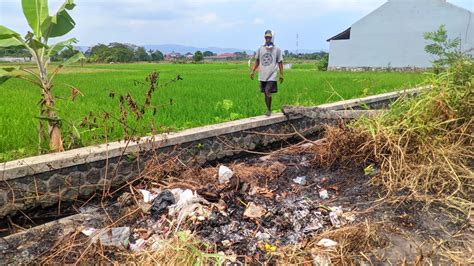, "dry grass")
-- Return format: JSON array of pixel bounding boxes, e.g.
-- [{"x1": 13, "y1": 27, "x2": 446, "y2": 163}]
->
[
  {"x1": 124, "y1": 231, "x2": 225, "y2": 266},
  {"x1": 307, "y1": 68, "x2": 474, "y2": 215},
  {"x1": 274, "y1": 221, "x2": 386, "y2": 265}
]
